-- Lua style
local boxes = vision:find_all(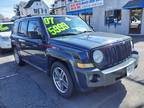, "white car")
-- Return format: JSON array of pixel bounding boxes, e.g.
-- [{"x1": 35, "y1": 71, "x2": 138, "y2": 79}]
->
[
  {"x1": 0, "y1": 22, "x2": 13, "y2": 50},
  {"x1": 130, "y1": 16, "x2": 141, "y2": 29}
]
